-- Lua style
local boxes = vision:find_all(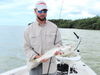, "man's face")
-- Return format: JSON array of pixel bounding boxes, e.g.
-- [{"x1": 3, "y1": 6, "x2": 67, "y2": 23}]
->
[{"x1": 35, "y1": 9, "x2": 47, "y2": 20}]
